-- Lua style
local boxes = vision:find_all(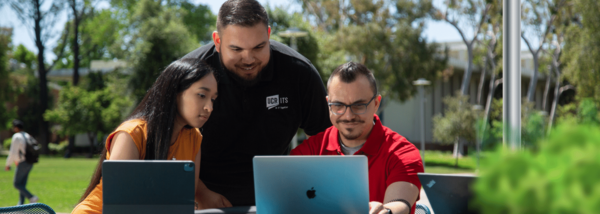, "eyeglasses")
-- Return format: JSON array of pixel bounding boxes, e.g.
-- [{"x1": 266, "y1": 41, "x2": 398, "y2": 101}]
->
[{"x1": 328, "y1": 95, "x2": 377, "y2": 115}]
